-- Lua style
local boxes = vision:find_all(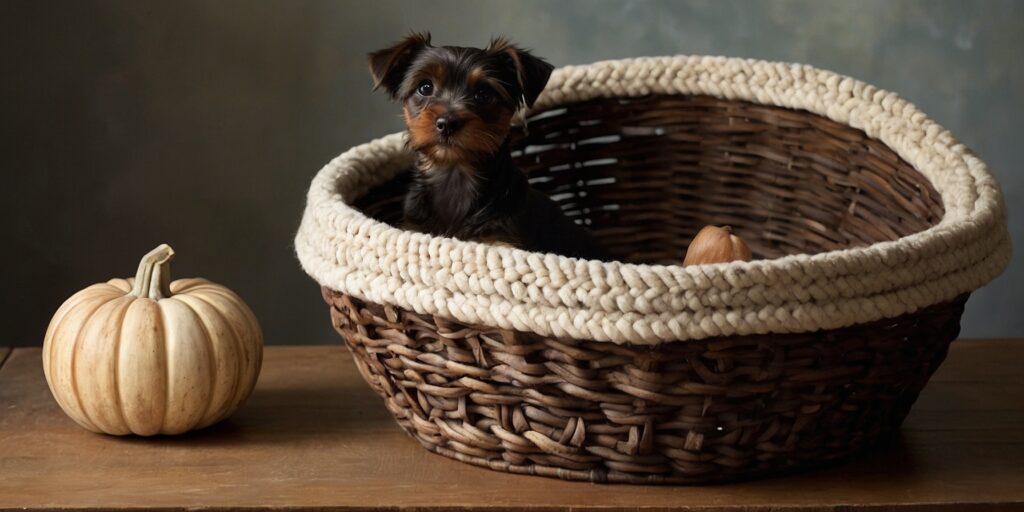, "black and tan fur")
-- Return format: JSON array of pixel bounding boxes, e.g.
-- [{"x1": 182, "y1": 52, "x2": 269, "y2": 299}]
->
[{"x1": 368, "y1": 32, "x2": 608, "y2": 259}]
